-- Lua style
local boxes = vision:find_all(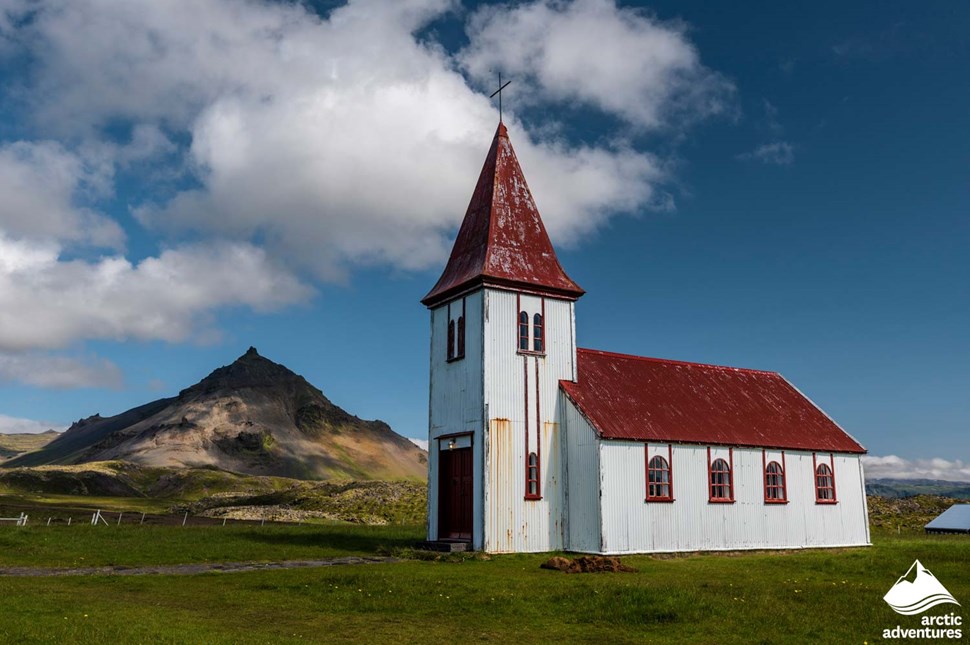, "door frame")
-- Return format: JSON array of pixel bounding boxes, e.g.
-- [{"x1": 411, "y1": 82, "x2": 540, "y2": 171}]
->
[{"x1": 436, "y1": 432, "x2": 474, "y2": 542}]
